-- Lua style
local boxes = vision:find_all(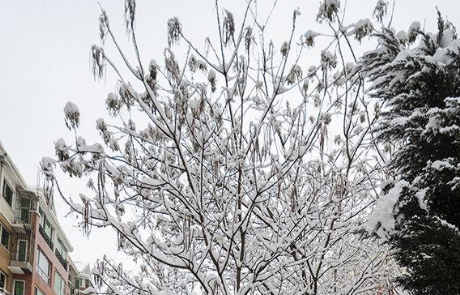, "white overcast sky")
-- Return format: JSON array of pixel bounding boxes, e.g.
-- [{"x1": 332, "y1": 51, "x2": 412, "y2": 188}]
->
[{"x1": 0, "y1": 0, "x2": 458, "y2": 271}]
